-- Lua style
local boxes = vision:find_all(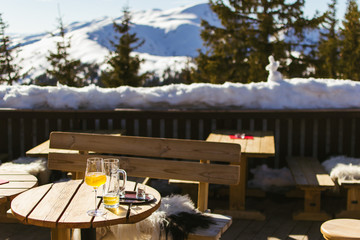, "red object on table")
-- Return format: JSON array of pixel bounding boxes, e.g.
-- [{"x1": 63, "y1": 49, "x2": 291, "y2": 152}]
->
[
  {"x1": 0, "y1": 179, "x2": 9, "y2": 185},
  {"x1": 229, "y1": 134, "x2": 254, "y2": 139}
]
